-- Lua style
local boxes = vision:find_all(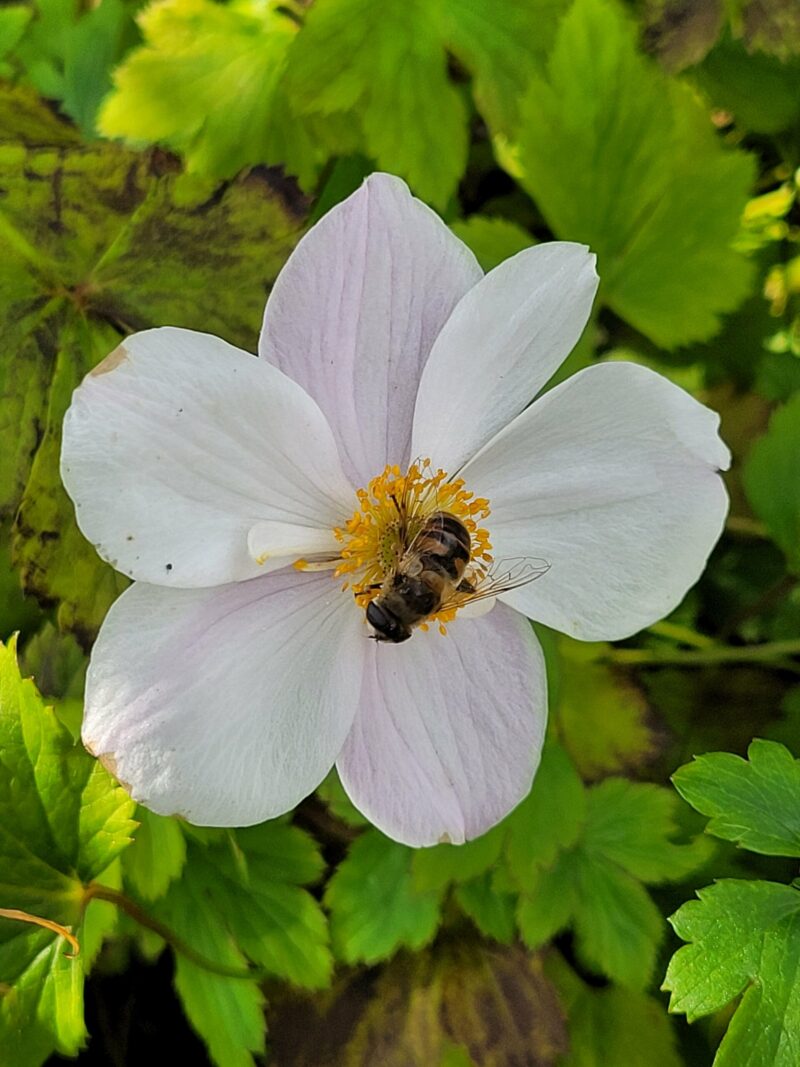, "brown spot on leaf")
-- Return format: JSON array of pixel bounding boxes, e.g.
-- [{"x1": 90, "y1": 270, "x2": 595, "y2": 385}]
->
[
  {"x1": 90, "y1": 344, "x2": 129, "y2": 377},
  {"x1": 268, "y1": 940, "x2": 568, "y2": 1066}
]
